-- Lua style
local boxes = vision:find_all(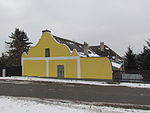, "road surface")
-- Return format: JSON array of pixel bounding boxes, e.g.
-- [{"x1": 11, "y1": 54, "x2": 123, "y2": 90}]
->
[{"x1": 0, "y1": 80, "x2": 150, "y2": 106}]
